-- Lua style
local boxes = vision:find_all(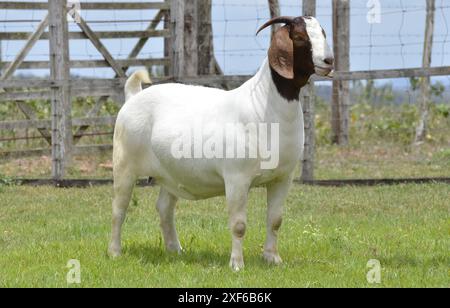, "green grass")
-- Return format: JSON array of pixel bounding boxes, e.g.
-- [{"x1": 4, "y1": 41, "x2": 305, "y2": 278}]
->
[{"x1": 0, "y1": 184, "x2": 448, "y2": 288}]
